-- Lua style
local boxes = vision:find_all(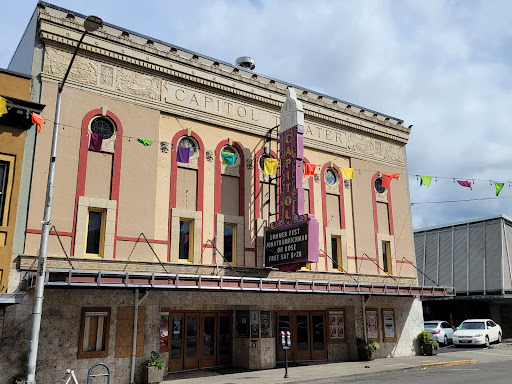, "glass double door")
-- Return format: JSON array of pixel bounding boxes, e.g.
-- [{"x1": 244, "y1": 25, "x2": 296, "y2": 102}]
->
[
  {"x1": 276, "y1": 311, "x2": 327, "y2": 362},
  {"x1": 169, "y1": 312, "x2": 232, "y2": 371}
]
